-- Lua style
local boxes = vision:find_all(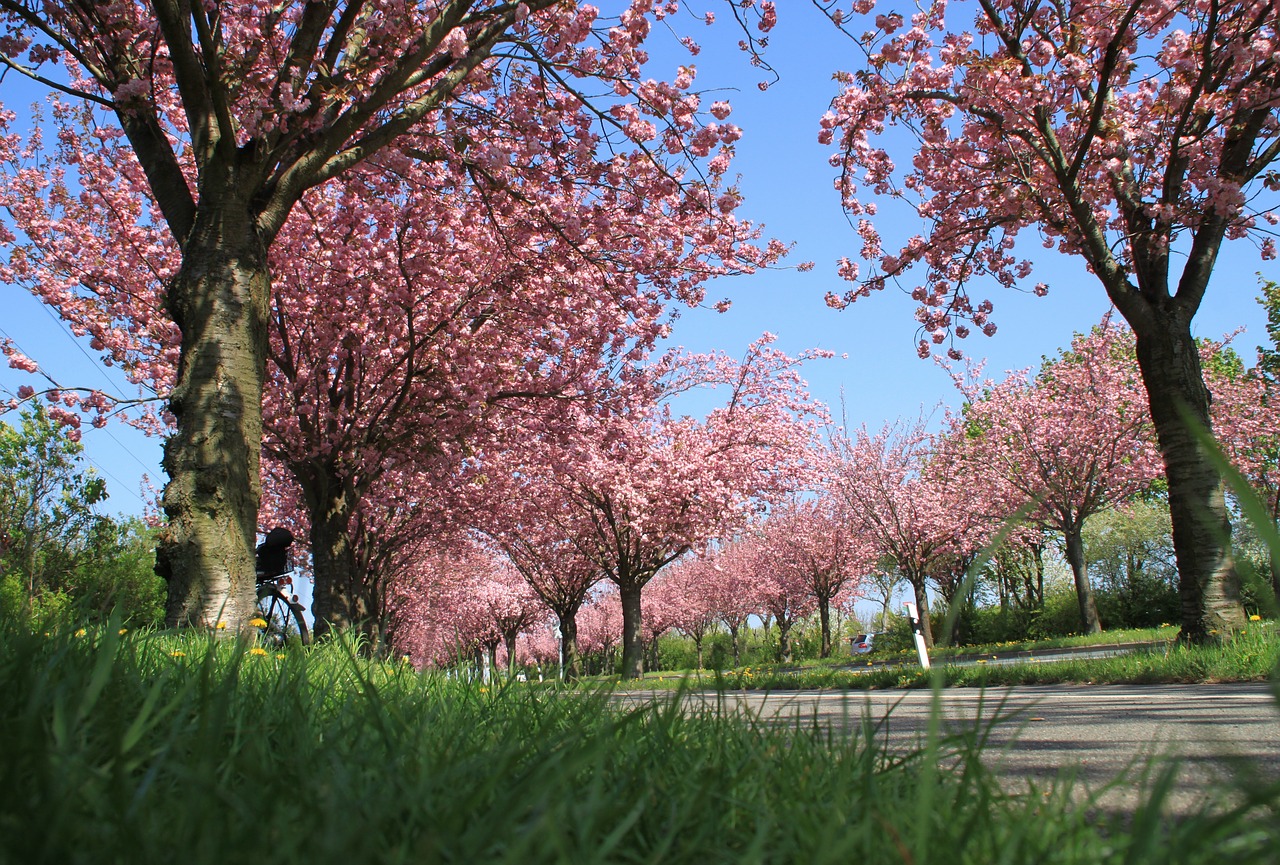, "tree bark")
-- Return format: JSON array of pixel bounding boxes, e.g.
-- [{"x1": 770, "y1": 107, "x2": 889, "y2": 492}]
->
[
  {"x1": 158, "y1": 193, "x2": 269, "y2": 633},
  {"x1": 557, "y1": 610, "x2": 582, "y2": 681},
  {"x1": 618, "y1": 578, "x2": 644, "y2": 679},
  {"x1": 1062, "y1": 526, "x2": 1103, "y2": 634},
  {"x1": 302, "y1": 474, "x2": 378, "y2": 642},
  {"x1": 503, "y1": 627, "x2": 520, "y2": 678},
  {"x1": 817, "y1": 595, "x2": 832, "y2": 658},
  {"x1": 1033, "y1": 542, "x2": 1045, "y2": 610},
  {"x1": 908, "y1": 574, "x2": 935, "y2": 648},
  {"x1": 775, "y1": 616, "x2": 793, "y2": 663},
  {"x1": 727, "y1": 621, "x2": 741, "y2": 666},
  {"x1": 1131, "y1": 320, "x2": 1247, "y2": 641},
  {"x1": 1269, "y1": 550, "x2": 1280, "y2": 611}
]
